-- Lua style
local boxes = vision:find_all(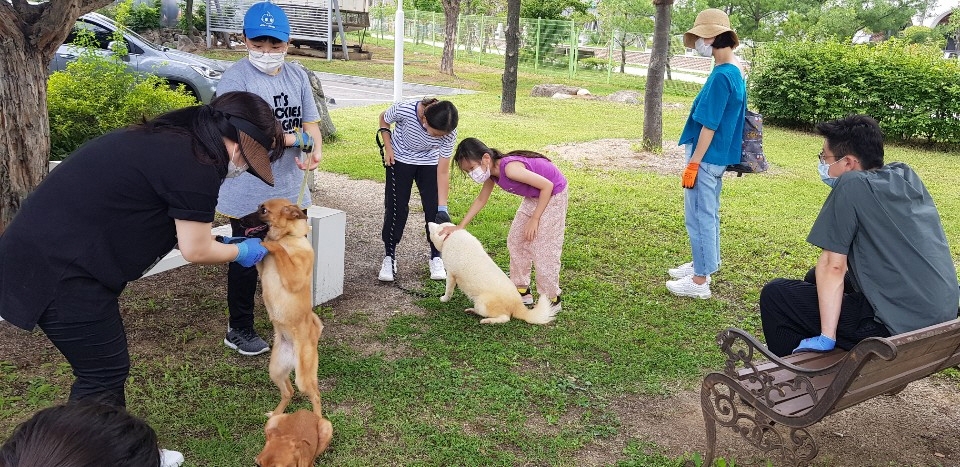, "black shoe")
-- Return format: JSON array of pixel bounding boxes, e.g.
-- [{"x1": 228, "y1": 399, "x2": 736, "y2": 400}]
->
[{"x1": 223, "y1": 326, "x2": 269, "y2": 356}]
